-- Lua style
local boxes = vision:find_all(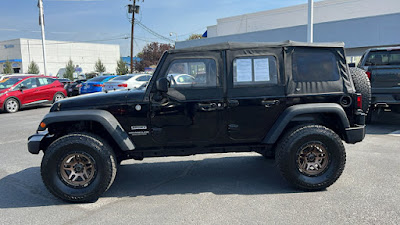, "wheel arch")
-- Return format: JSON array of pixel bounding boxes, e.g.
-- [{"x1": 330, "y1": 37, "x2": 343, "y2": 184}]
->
[
  {"x1": 39, "y1": 110, "x2": 135, "y2": 152},
  {"x1": 263, "y1": 103, "x2": 350, "y2": 144},
  {"x1": 3, "y1": 96, "x2": 21, "y2": 110}
]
